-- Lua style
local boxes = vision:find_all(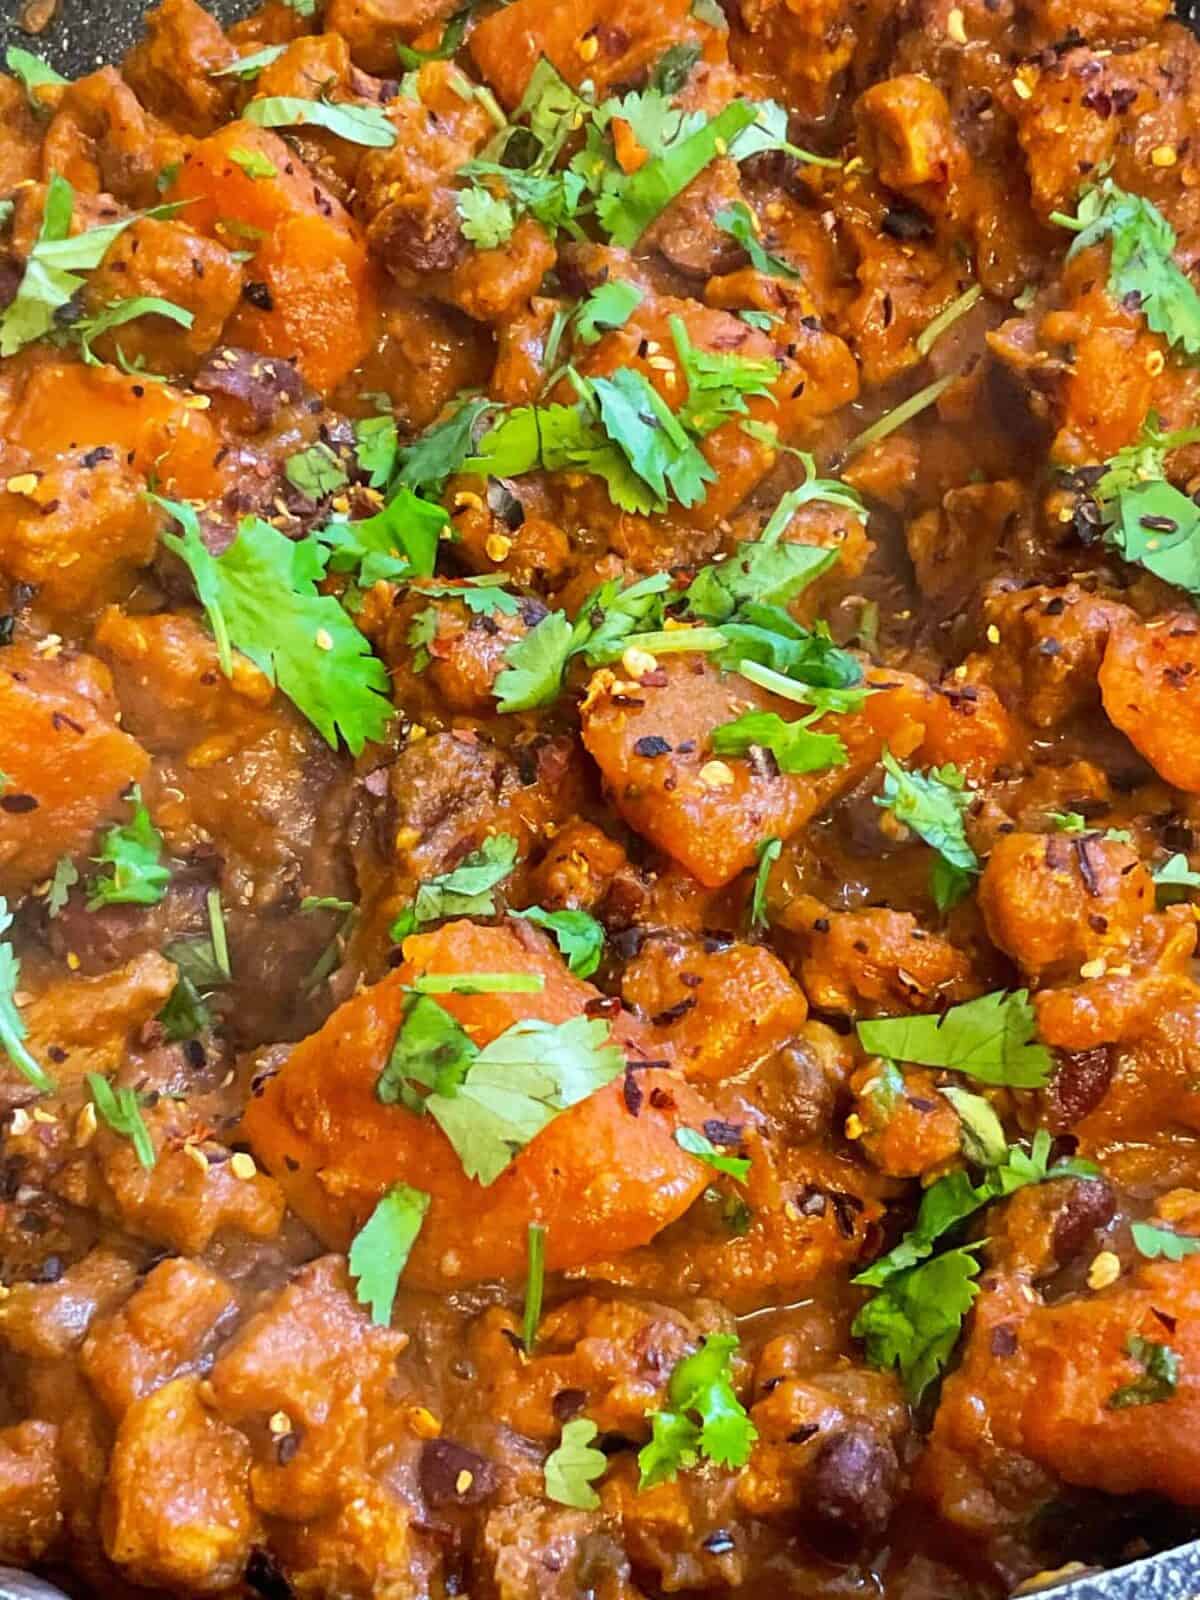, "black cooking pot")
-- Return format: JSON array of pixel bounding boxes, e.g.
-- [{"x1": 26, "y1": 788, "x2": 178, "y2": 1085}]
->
[{"x1": 1, "y1": 1, "x2": 1200, "y2": 1598}]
